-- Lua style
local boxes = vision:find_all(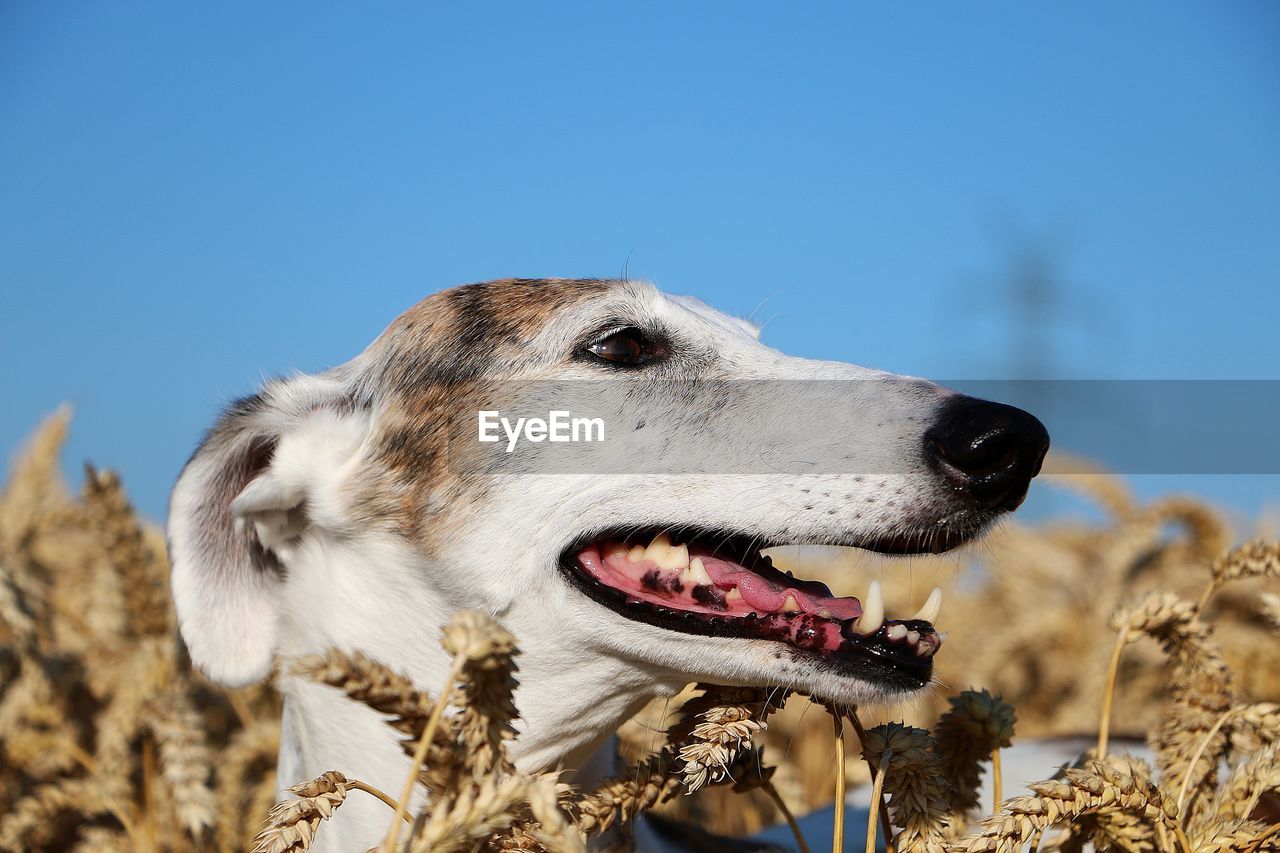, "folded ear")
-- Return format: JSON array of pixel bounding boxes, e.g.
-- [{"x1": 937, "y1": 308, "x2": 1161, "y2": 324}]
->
[{"x1": 168, "y1": 377, "x2": 355, "y2": 686}]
